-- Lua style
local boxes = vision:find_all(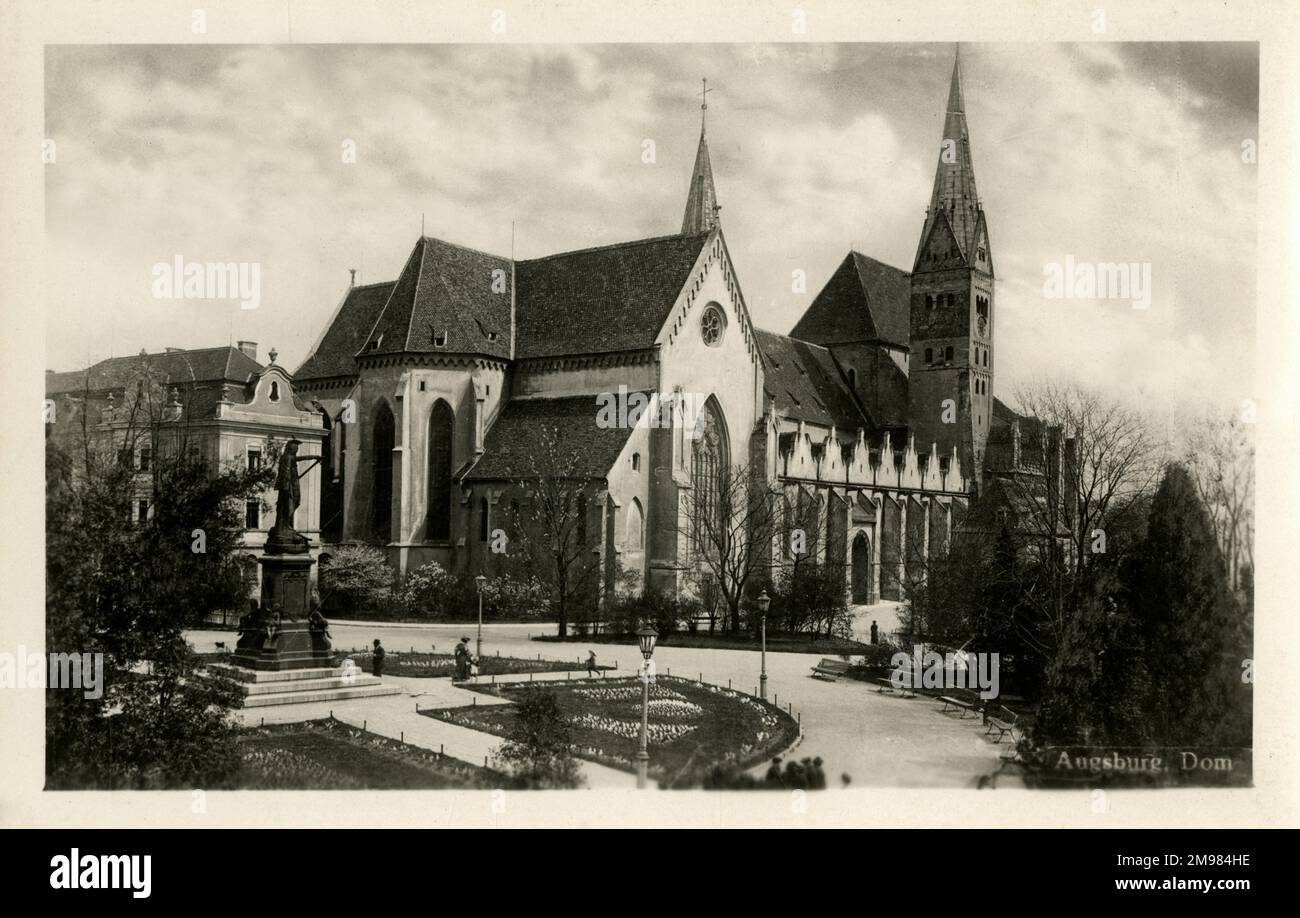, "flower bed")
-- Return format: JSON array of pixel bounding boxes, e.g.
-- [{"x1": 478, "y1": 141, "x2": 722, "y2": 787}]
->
[
  {"x1": 231, "y1": 718, "x2": 495, "y2": 790},
  {"x1": 419, "y1": 676, "x2": 800, "y2": 787}
]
